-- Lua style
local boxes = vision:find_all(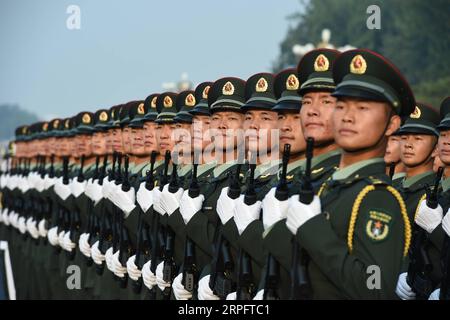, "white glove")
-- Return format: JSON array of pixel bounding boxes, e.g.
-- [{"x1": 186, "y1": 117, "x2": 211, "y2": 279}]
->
[
  {"x1": 126, "y1": 255, "x2": 142, "y2": 281},
  {"x1": 88, "y1": 180, "x2": 103, "y2": 205},
  {"x1": 91, "y1": 241, "x2": 106, "y2": 265},
  {"x1": 233, "y1": 194, "x2": 262, "y2": 235},
  {"x1": 262, "y1": 187, "x2": 289, "y2": 230},
  {"x1": 395, "y1": 272, "x2": 416, "y2": 300},
  {"x1": 10, "y1": 212, "x2": 19, "y2": 228},
  {"x1": 78, "y1": 233, "x2": 91, "y2": 258},
  {"x1": 160, "y1": 184, "x2": 184, "y2": 216},
  {"x1": 172, "y1": 273, "x2": 193, "y2": 300},
  {"x1": 58, "y1": 230, "x2": 66, "y2": 247},
  {"x1": 153, "y1": 188, "x2": 165, "y2": 215},
  {"x1": 70, "y1": 179, "x2": 86, "y2": 198},
  {"x1": 415, "y1": 199, "x2": 443, "y2": 234},
  {"x1": 102, "y1": 179, "x2": 112, "y2": 199},
  {"x1": 105, "y1": 247, "x2": 115, "y2": 273},
  {"x1": 19, "y1": 178, "x2": 30, "y2": 193},
  {"x1": 429, "y1": 288, "x2": 441, "y2": 300},
  {"x1": 441, "y1": 208, "x2": 450, "y2": 237},
  {"x1": 1, "y1": 210, "x2": 9, "y2": 226},
  {"x1": 179, "y1": 190, "x2": 204, "y2": 224},
  {"x1": 111, "y1": 186, "x2": 136, "y2": 217},
  {"x1": 43, "y1": 174, "x2": 56, "y2": 190},
  {"x1": 18, "y1": 216, "x2": 27, "y2": 234},
  {"x1": 38, "y1": 219, "x2": 48, "y2": 237},
  {"x1": 107, "y1": 183, "x2": 120, "y2": 203},
  {"x1": 136, "y1": 182, "x2": 154, "y2": 213},
  {"x1": 253, "y1": 289, "x2": 264, "y2": 300},
  {"x1": 47, "y1": 227, "x2": 60, "y2": 246},
  {"x1": 26, "y1": 218, "x2": 40, "y2": 239},
  {"x1": 142, "y1": 259, "x2": 157, "y2": 290},
  {"x1": 35, "y1": 176, "x2": 45, "y2": 192},
  {"x1": 63, "y1": 231, "x2": 76, "y2": 252},
  {"x1": 226, "y1": 291, "x2": 237, "y2": 300},
  {"x1": 286, "y1": 195, "x2": 322, "y2": 235},
  {"x1": 216, "y1": 187, "x2": 239, "y2": 225},
  {"x1": 112, "y1": 250, "x2": 127, "y2": 278},
  {"x1": 197, "y1": 275, "x2": 220, "y2": 300},
  {"x1": 54, "y1": 178, "x2": 72, "y2": 200},
  {"x1": 156, "y1": 261, "x2": 171, "y2": 291}
]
